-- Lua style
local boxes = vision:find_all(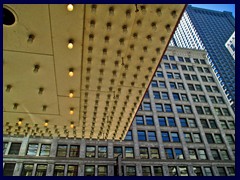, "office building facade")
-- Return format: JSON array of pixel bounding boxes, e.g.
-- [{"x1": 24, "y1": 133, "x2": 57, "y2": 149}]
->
[
  {"x1": 169, "y1": 5, "x2": 235, "y2": 111},
  {"x1": 225, "y1": 31, "x2": 235, "y2": 60},
  {"x1": 3, "y1": 47, "x2": 235, "y2": 176}
]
